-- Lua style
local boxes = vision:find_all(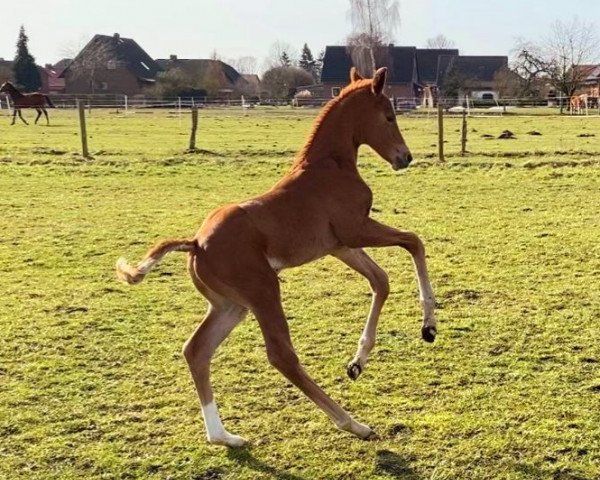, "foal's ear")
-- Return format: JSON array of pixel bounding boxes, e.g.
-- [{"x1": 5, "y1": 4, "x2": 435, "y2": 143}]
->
[
  {"x1": 350, "y1": 67, "x2": 363, "y2": 83},
  {"x1": 372, "y1": 67, "x2": 387, "y2": 96}
]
